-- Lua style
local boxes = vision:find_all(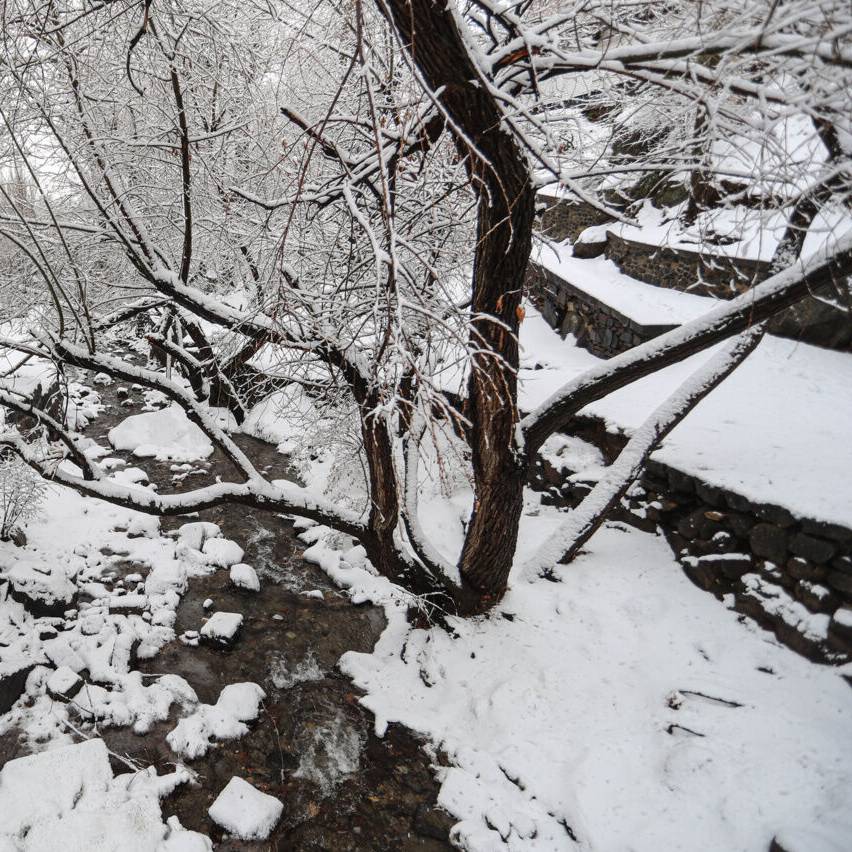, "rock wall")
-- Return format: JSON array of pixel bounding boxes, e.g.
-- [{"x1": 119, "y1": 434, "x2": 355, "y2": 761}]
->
[
  {"x1": 538, "y1": 197, "x2": 613, "y2": 243},
  {"x1": 532, "y1": 417, "x2": 852, "y2": 664},
  {"x1": 605, "y1": 231, "x2": 767, "y2": 298},
  {"x1": 526, "y1": 263, "x2": 663, "y2": 358},
  {"x1": 533, "y1": 199, "x2": 852, "y2": 352}
]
